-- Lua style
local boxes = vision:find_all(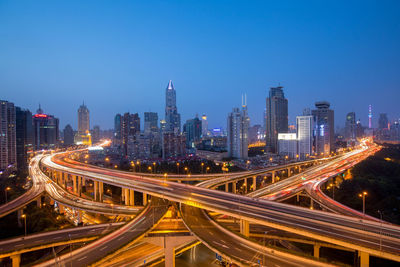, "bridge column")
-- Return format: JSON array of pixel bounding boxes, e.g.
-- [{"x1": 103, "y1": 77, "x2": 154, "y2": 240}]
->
[
  {"x1": 310, "y1": 199, "x2": 314, "y2": 209},
  {"x1": 272, "y1": 172, "x2": 275, "y2": 183},
  {"x1": 143, "y1": 193, "x2": 148, "y2": 206},
  {"x1": 165, "y1": 239, "x2": 176, "y2": 267},
  {"x1": 225, "y1": 183, "x2": 229, "y2": 192},
  {"x1": 77, "y1": 176, "x2": 82, "y2": 196},
  {"x1": 17, "y1": 209, "x2": 23, "y2": 227},
  {"x1": 240, "y1": 219, "x2": 250, "y2": 237},
  {"x1": 124, "y1": 188, "x2": 130, "y2": 205},
  {"x1": 359, "y1": 251, "x2": 369, "y2": 267},
  {"x1": 99, "y1": 182, "x2": 103, "y2": 203},
  {"x1": 252, "y1": 176, "x2": 256, "y2": 191},
  {"x1": 72, "y1": 175, "x2": 77, "y2": 194},
  {"x1": 36, "y1": 196, "x2": 42, "y2": 208},
  {"x1": 287, "y1": 168, "x2": 291, "y2": 177},
  {"x1": 10, "y1": 254, "x2": 21, "y2": 267},
  {"x1": 233, "y1": 182, "x2": 236, "y2": 193},
  {"x1": 129, "y1": 189, "x2": 134, "y2": 206},
  {"x1": 82, "y1": 177, "x2": 86, "y2": 186},
  {"x1": 313, "y1": 244, "x2": 320, "y2": 258},
  {"x1": 77, "y1": 210, "x2": 82, "y2": 224},
  {"x1": 94, "y1": 181, "x2": 99, "y2": 201}
]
